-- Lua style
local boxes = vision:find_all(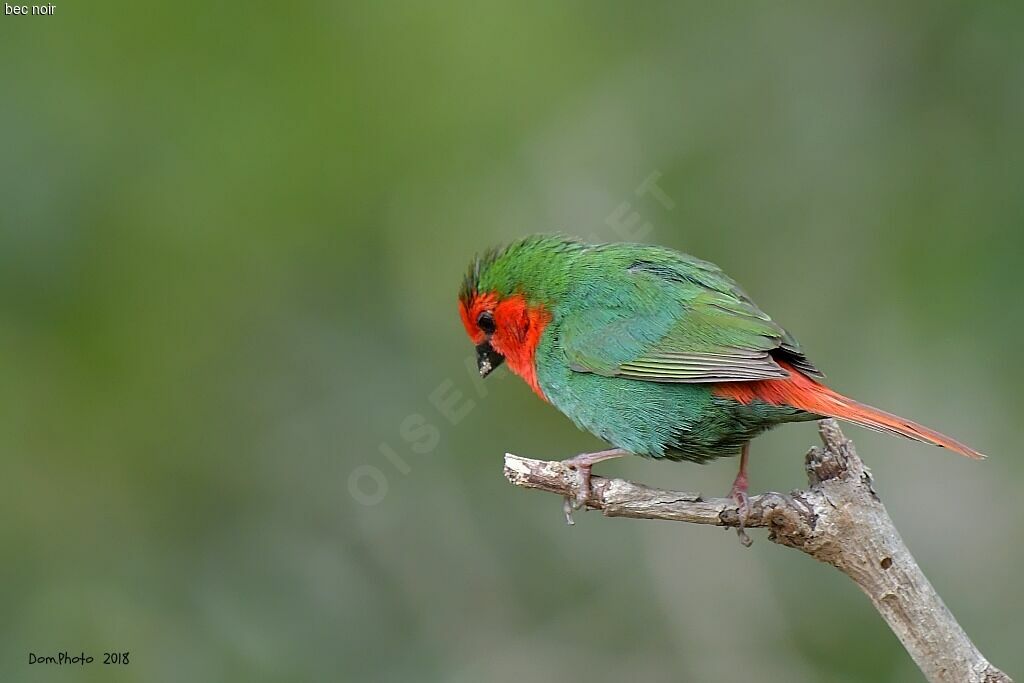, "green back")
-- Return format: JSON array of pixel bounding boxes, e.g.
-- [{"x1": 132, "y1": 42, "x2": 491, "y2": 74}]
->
[{"x1": 468, "y1": 234, "x2": 820, "y2": 383}]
